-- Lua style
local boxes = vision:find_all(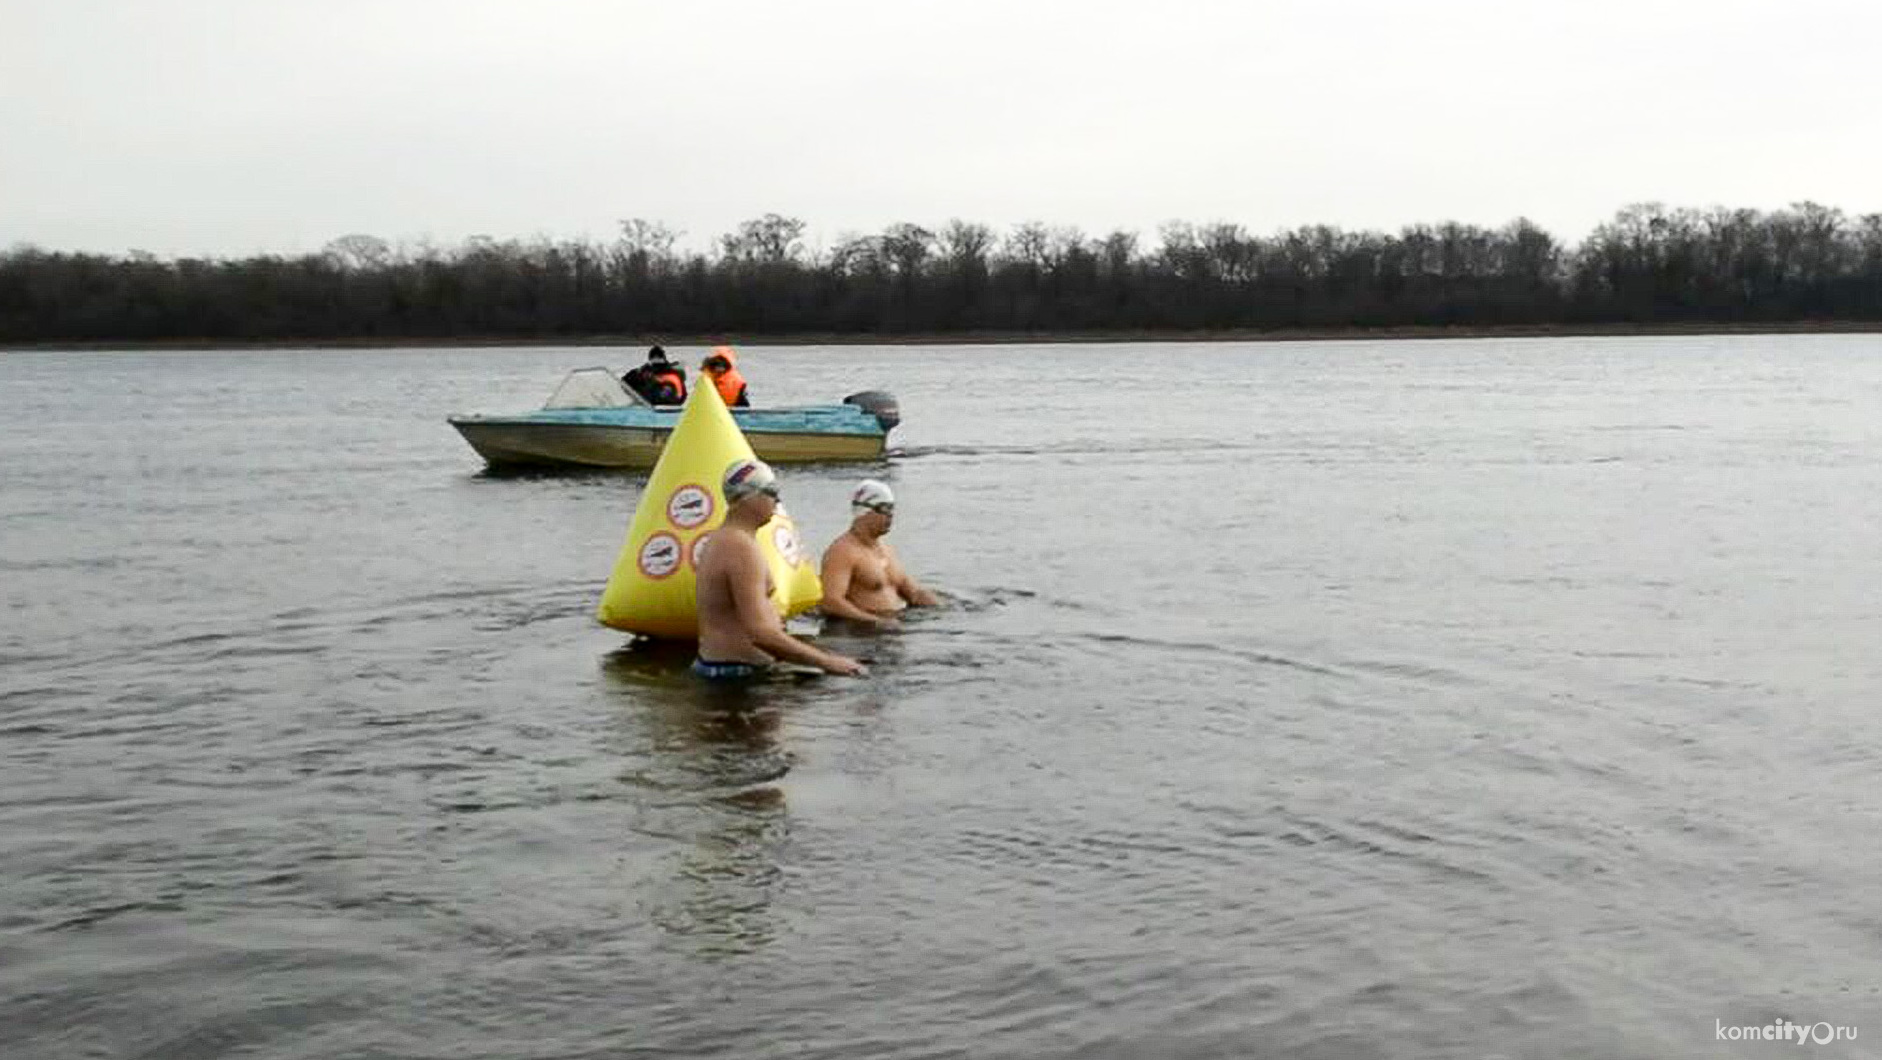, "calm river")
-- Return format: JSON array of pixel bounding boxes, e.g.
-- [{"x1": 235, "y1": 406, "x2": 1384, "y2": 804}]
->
[{"x1": 3, "y1": 337, "x2": 1878, "y2": 1058}]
